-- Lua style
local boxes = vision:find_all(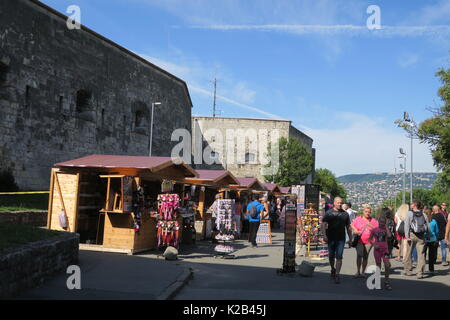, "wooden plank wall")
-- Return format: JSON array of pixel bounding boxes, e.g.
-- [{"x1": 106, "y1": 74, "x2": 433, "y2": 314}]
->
[
  {"x1": 133, "y1": 214, "x2": 157, "y2": 250},
  {"x1": 48, "y1": 170, "x2": 80, "y2": 232},
  {"x1": 102, "y1": 213, "x2": 135, "y2": 249}
]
